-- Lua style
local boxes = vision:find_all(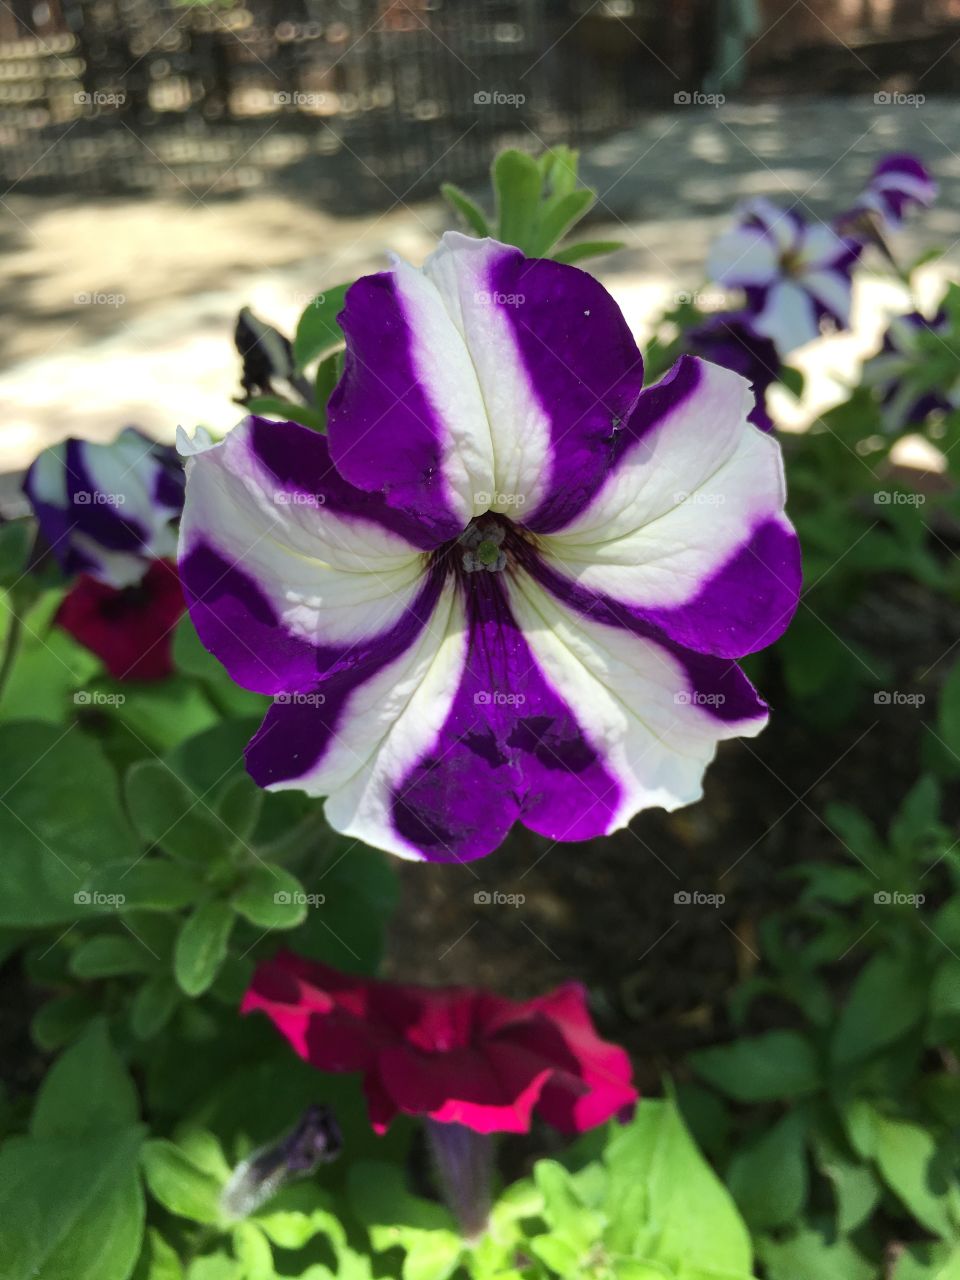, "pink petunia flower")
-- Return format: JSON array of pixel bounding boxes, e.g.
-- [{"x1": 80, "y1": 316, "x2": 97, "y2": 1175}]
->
[{"x1": 242, "y1": 951, "x2": 637, "y2": 1137}]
